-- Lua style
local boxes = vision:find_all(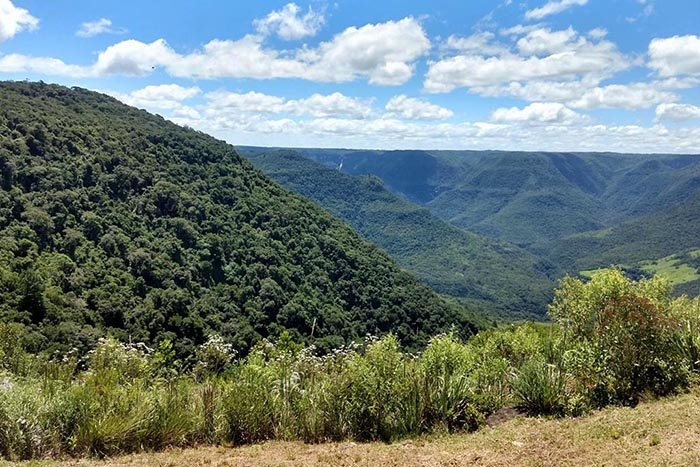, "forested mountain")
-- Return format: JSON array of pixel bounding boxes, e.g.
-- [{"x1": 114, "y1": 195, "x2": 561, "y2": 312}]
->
[
  {"x1": 535, "y1": 195, "x2": 700, "y2": 295},
  {"x1": 280, "y1": 148, "x2": 700, "y2": 247},
  {"x1": 242, "y1": 149, "x2": 554, "y2": 320},
  {"x1": 239, "y1": 146, "x2": 700, "y2": 296},
  {"x1": 0, "y1": 81, "x2": 482, "y2": 357}
]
